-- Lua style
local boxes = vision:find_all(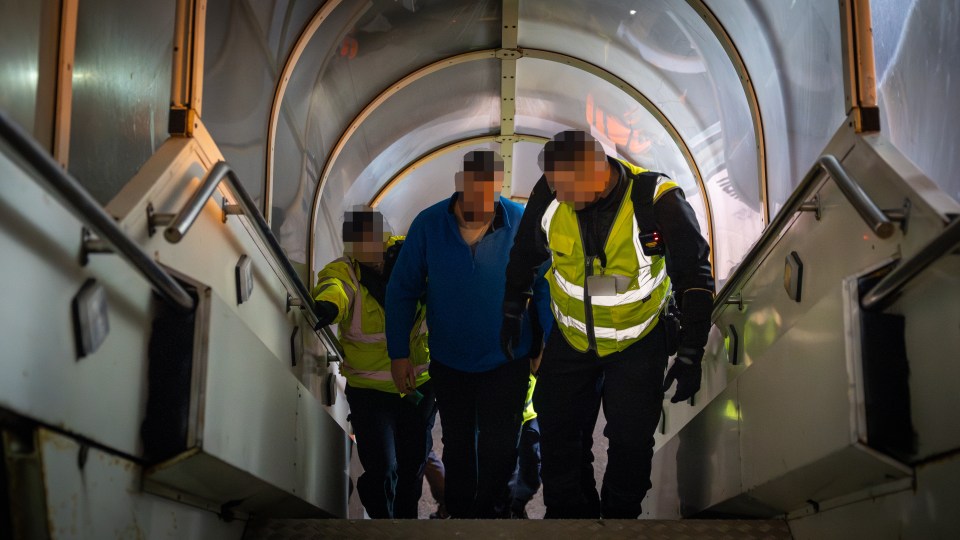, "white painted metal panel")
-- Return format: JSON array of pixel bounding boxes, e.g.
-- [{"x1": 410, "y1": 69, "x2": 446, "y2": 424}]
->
[
  {"x1": 145, "y1": 292, "x2": 350, "y2": 517},
  {"x1": 38, "y1": 428, "x2": 244, "y2": 540},
  {"x1": 788, "y1": 452, "x2": 960, "y2": 539},
  {"x1": 0, "y1": 147, "x2": 154, "y2": 456}
]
